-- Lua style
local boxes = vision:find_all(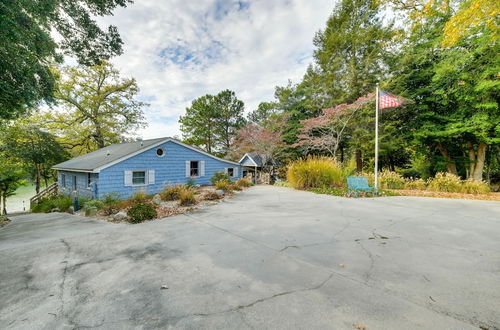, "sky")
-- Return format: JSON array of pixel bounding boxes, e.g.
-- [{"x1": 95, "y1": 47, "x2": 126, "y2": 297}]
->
[{"x1": 99, "y1": 0, "x2": 335, "y2": 139}]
